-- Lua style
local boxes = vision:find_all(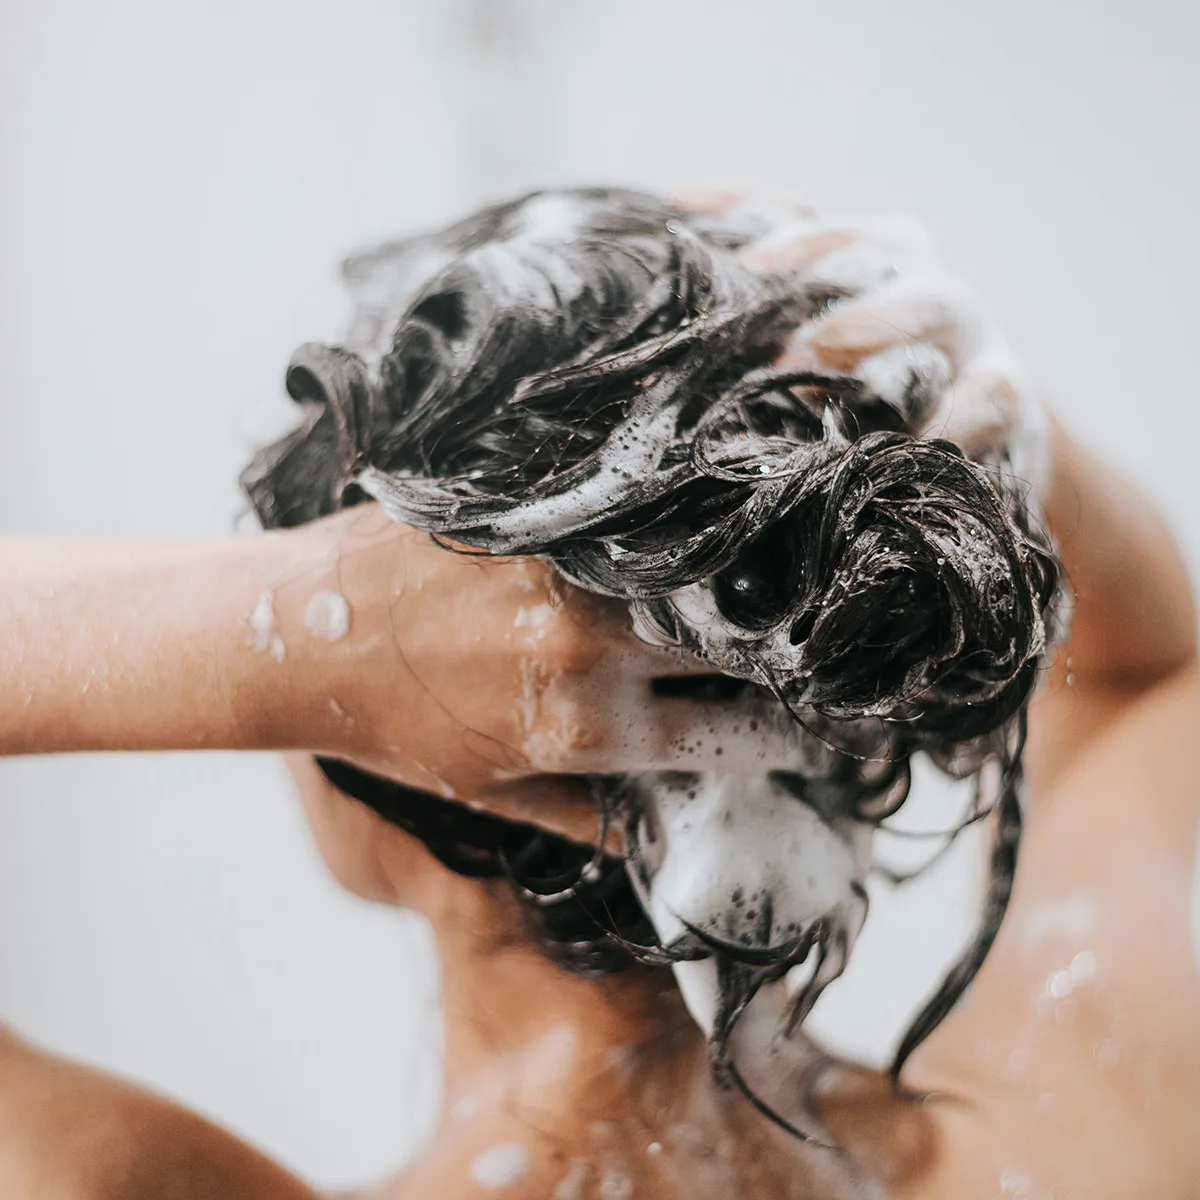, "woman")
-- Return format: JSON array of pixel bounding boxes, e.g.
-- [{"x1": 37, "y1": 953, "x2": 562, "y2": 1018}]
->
[{"x1": 0, "y1": 194, "x2": 1195, "y2": 1198}]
